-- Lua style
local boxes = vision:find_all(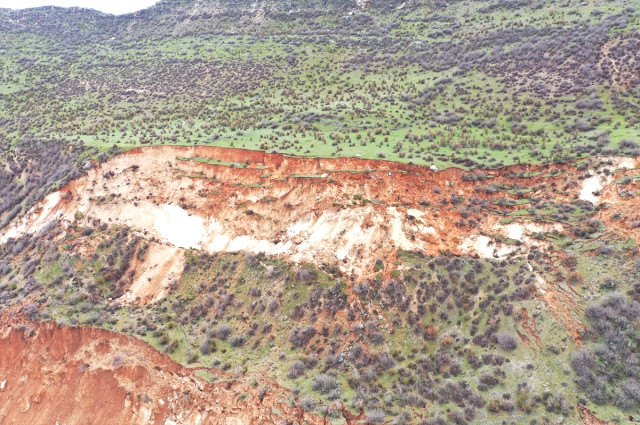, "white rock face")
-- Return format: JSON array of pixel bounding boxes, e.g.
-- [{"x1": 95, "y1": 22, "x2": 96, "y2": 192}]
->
[
  {"x1": 153, "y1": 204, "x2": 205, "y2": 249},
  {"x1": 458, "y1": 235, "x2": 515, "y2": 259},
  {"x1": 0, "y1": 192, "x2": 62, "y2": 243},
  {"x1": 579, "y1": 175, "x2": 606, "y2": 203},
  {"x1": 577, "y1": 157, "x2": 638, "y2": 204}
]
